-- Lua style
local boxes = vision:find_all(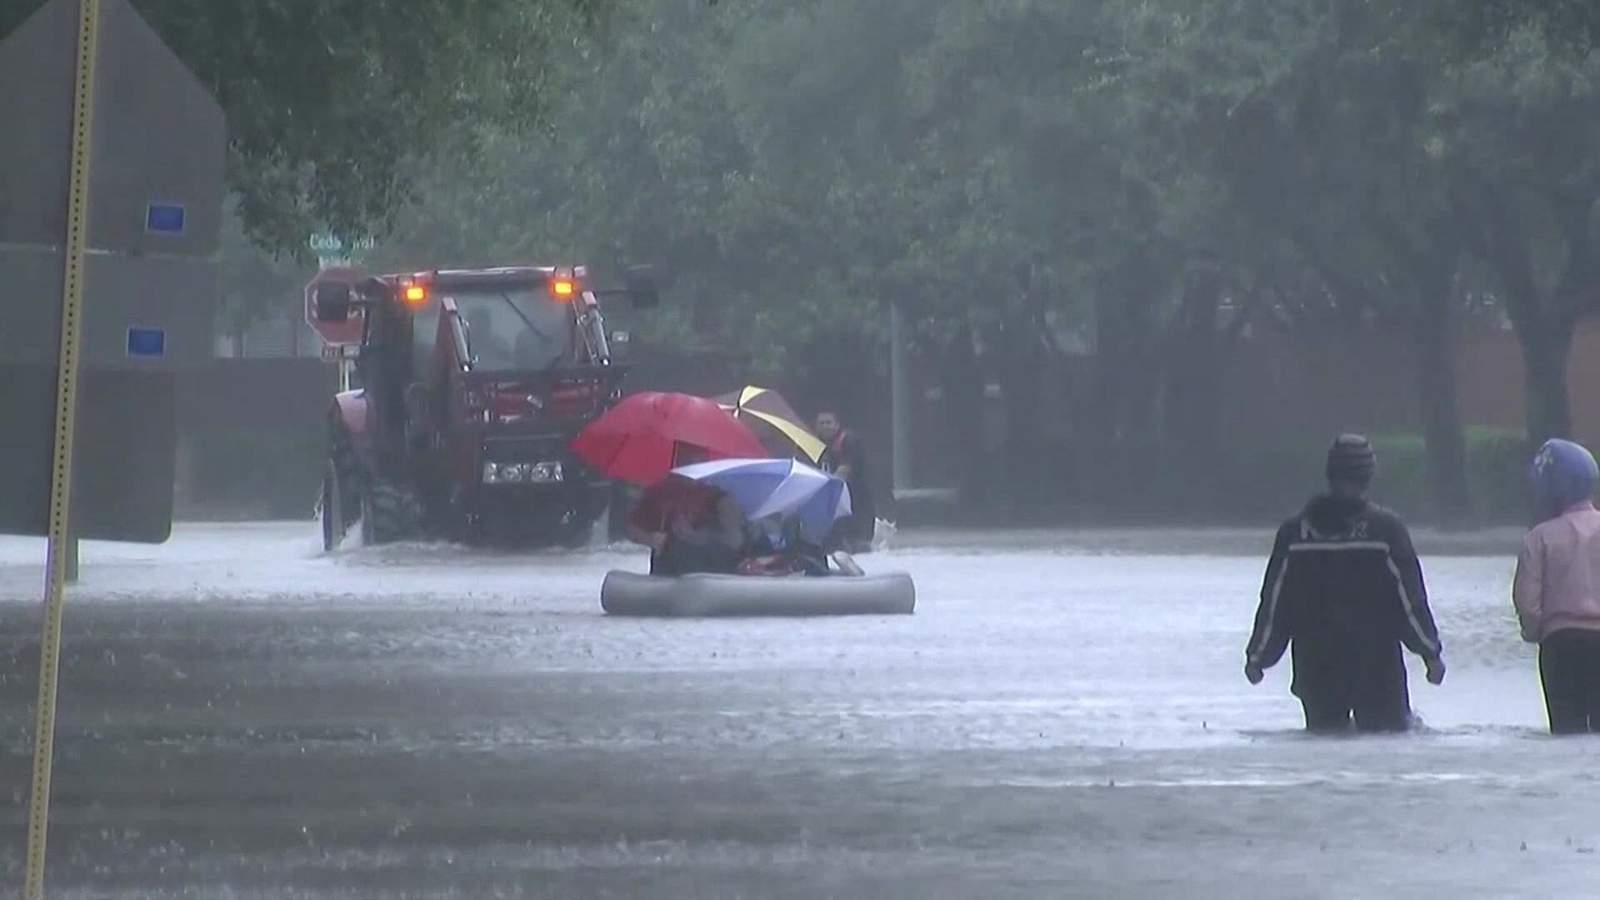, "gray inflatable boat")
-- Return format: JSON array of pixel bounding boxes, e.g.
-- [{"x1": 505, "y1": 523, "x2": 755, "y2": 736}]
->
[{"x1": 601, "y1": 570, "x2": 916, "y2": 617}]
